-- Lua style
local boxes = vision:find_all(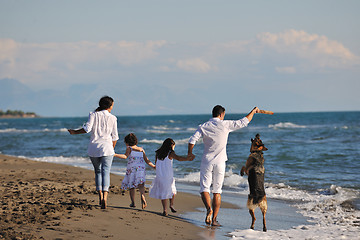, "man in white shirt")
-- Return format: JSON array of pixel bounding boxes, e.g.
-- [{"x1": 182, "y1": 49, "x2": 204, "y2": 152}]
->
[{"x1": 188, "y1": 105, "x2": 260, "y2": 226}]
